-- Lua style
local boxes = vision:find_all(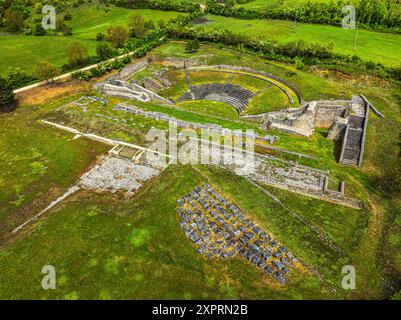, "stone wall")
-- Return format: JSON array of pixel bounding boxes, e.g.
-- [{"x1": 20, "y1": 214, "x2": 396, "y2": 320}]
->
[
  {"x1": 119, "y1": 58, "x2": 151, "y2": 80},
  {"x1": 315, "y1": 103, "x2": 348, "y2": 128},
  {"x1": 327, "y1": 117, "x2": 348, "y2": 140}
]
